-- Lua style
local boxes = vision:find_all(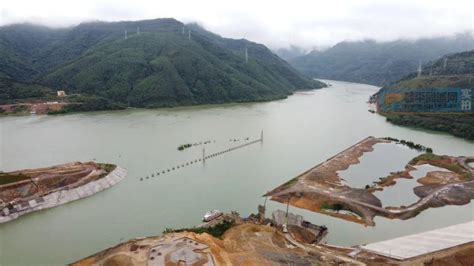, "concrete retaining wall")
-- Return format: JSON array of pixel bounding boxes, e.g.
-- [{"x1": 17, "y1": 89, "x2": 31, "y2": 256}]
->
[{"x1": 0, "y1": 166, "x2": 127, "y2": 224}]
